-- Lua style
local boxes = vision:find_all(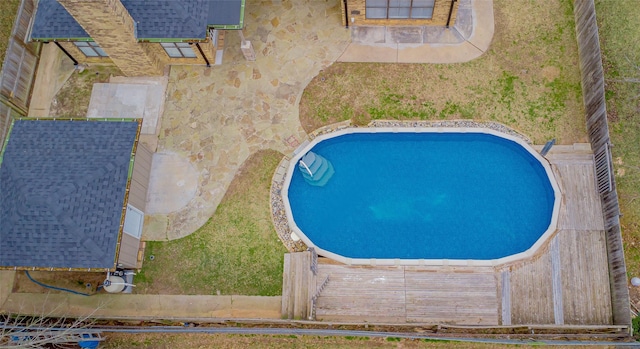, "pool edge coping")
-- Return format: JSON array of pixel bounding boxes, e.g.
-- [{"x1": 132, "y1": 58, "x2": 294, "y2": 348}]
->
[{"x1": 279, "y1": 126, "x2": 562, "y2": 268}]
